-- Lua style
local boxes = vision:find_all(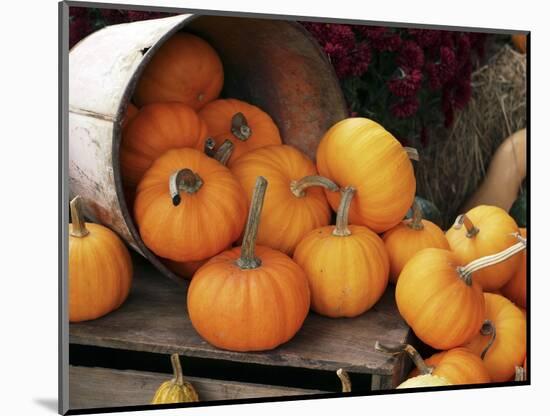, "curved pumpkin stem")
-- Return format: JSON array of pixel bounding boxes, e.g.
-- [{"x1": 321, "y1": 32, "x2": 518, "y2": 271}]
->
[
  {"x1": 169, "y1": 169, "x2": 204, "y2": 206},
  {"x1": 70, "y1": 195, "x2": 90, "y2": 238},
  {"x1": 514, "y1": 366, "x2": 526, "y2": 381},
  {"x1": 453, "y1": 214, "x2": 479, "y2": 238},
  {"x1": 203, "y1": 137, "x2": 216, "y2": 157},
  {"x1": 404, "y1": 147, "x2": 419, "y2": 161},
  {"x1": 290, "y1": 175, "x2": 339, "y2": 198},
  {"x1": 337, "y1": 369, "x2": 352, "y2": 393},
  {"x1": 170, "y1": 353, "x2": 184, "y2": 386},
  {"x1": 237, "y1": 176, "x2": 268, "y2": 269},
  {"x1": 214, "y1": 140, "x2": 234, "y2": 165},
  {"x1": 479, "y1": 320, "x2": 497, "y2": 360},
  {"x1": 231, "y1": 112, "x2": 252, "y2": 141},
  {"x1": 408, "y1": 200, "x2": 424, "y2": 230},
  {"x1": 375, "y1": 341, "x2": 433, "y2": 375},
  {"x1": 333, "y1": 187, "x2": 356, "y2": 237}
]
